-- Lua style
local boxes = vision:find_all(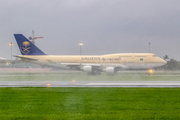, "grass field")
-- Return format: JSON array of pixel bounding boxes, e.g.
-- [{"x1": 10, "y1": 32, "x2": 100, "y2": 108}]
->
[{"x1": 0, "y1": 88, "x2": 180, "y2": 119}]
